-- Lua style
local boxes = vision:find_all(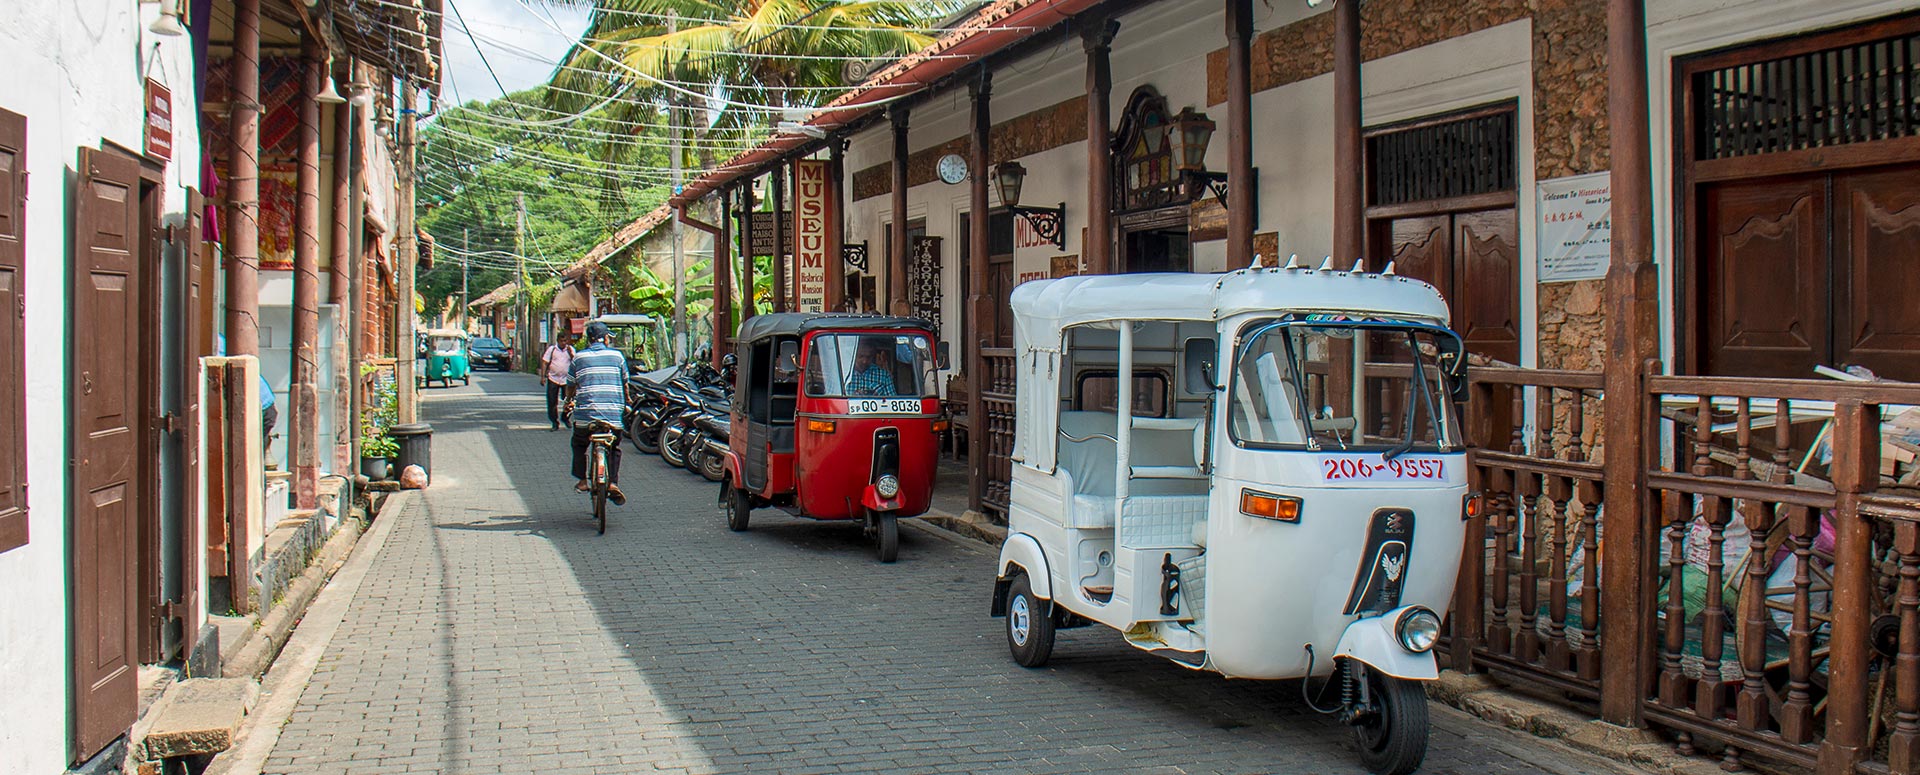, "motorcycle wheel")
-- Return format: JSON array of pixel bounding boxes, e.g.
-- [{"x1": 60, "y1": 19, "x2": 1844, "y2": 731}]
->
[
  {"x1": 1349, "y1": 664, "x2": 1429, "y2": 775},
  {"x1": 699, "y1": 445, "x2": 727, "y2": 482},
  {"x1": 681, "y1": 431, "x2": 707, "y2": 473},
  {"x1": 660, "y1": 429, "x2": 688, "y2": 468},
  {"x1": 631, "y1": 418, "x2": 662, "y2": 455}
]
